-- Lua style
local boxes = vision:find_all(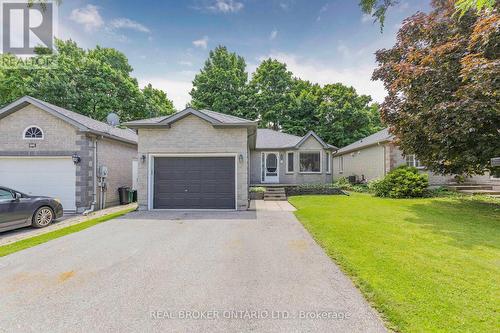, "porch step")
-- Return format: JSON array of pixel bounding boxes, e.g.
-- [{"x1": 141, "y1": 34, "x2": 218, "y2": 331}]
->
[
  {"x1": 458, "y1": 190, "x2": 500, "y2": 195},
  {"x1": 264, "y1": 187, "x2": 287, "y2": 201},
  {"x1": 447, "y1": 184, "x2": 493, "y2": 191}
]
